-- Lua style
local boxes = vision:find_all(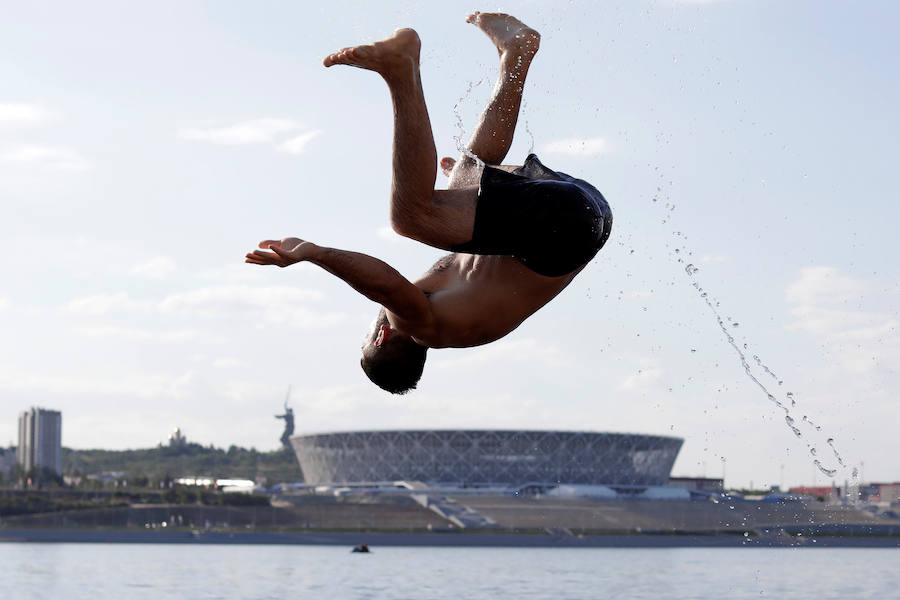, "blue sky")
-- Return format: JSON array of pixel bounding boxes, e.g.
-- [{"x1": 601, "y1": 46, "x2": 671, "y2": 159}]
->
[{"x1": 1, "y1": 0, "x2": 897, "y2": 489}]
